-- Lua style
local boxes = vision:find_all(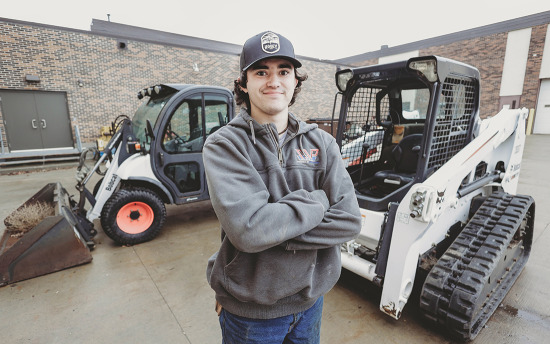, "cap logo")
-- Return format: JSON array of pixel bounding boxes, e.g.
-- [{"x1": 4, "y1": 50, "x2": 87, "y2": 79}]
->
[{"x1": 261, "y1": 32, "x2": 280, "y2": 54}]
